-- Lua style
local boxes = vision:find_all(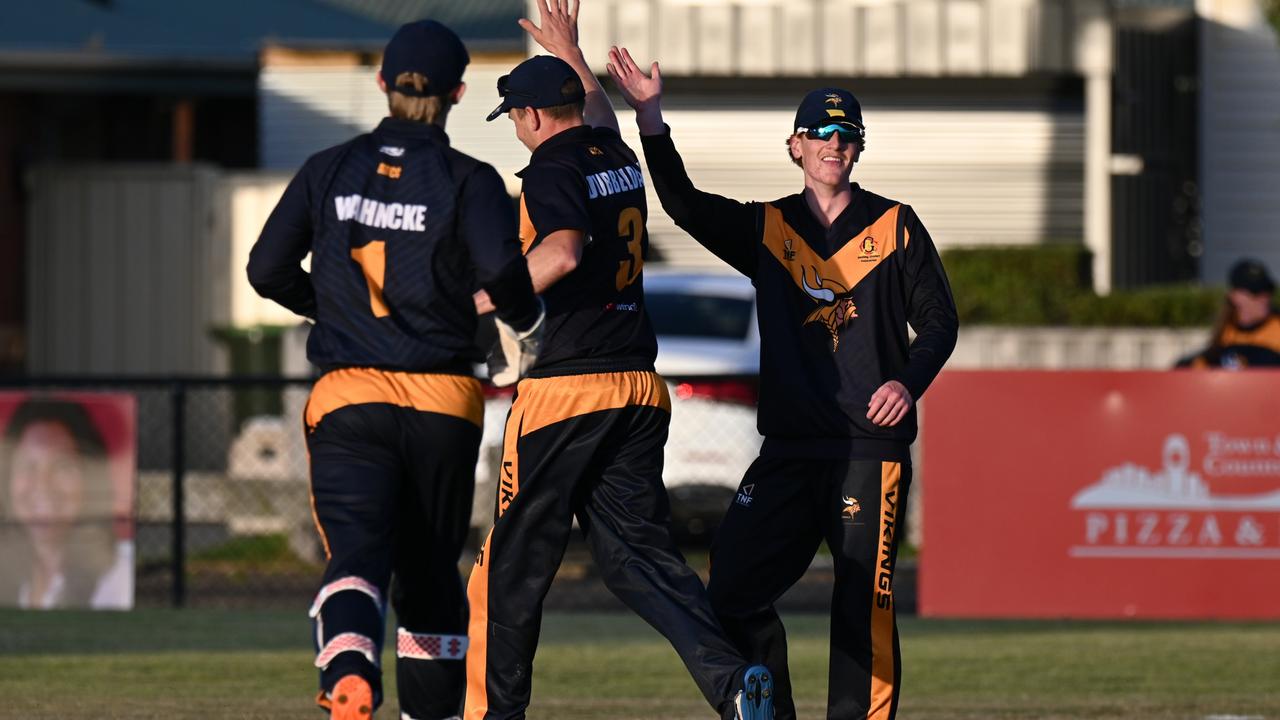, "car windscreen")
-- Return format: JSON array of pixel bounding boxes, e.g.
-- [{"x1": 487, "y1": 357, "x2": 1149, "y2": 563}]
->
[{"x1": 644, "y1": 292, "x2": 753, "y2": 339}]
